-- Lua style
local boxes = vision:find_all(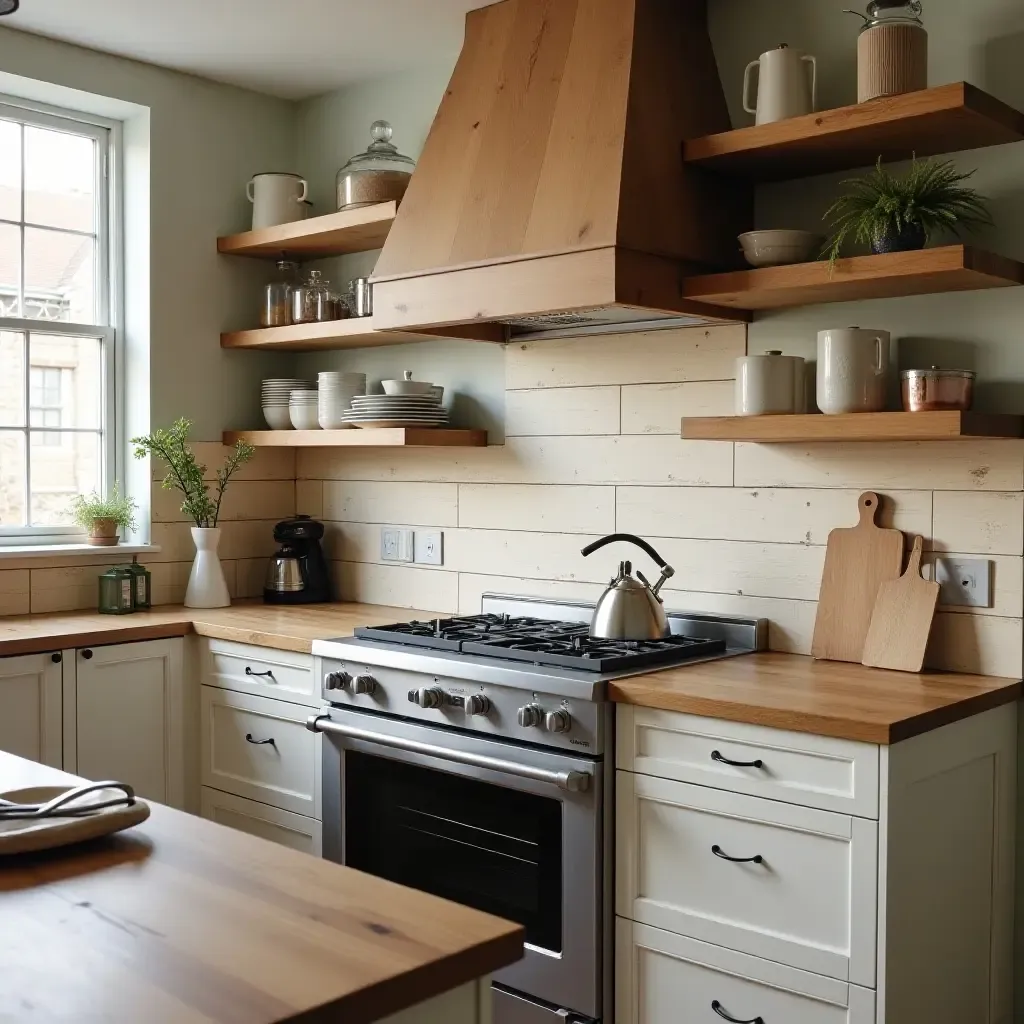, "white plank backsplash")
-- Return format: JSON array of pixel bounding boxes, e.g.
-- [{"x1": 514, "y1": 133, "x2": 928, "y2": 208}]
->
[{"x1": 505, "y1": 386, "x2": 620, "y2": 436}]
